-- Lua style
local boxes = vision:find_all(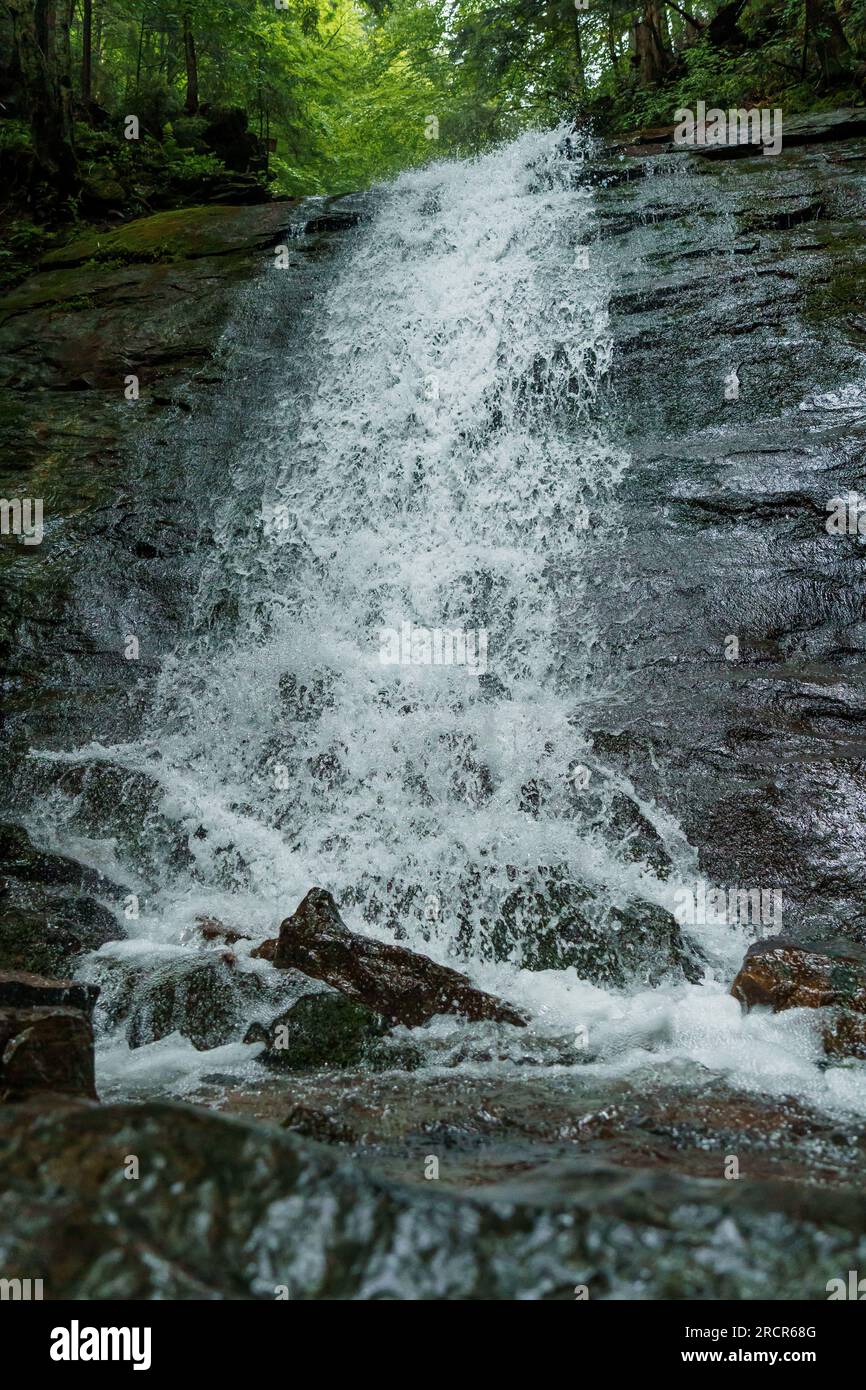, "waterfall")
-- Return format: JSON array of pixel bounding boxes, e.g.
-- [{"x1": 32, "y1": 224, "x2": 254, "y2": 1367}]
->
[
  {"x1": 87, "y1": 127, "x2": 659, "y2": 961},
  {"x1": 27, "y1": 124, "x2": 866, "y2": 1119}
]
